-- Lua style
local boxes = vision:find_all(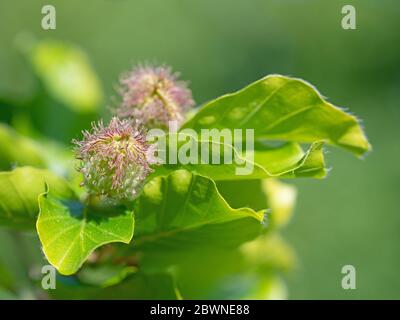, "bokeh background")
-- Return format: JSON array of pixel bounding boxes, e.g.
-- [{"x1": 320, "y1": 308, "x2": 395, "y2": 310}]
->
[{"x1": 0, "y1": 0, "x2": 399, "y2": 299}]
